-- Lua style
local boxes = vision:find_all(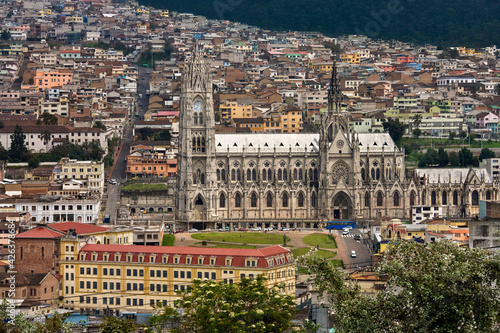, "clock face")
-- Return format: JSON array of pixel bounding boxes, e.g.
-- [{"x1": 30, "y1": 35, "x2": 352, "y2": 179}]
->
[{"x1": 193, "y1": 101, "x2": 204, "y2": 112}]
